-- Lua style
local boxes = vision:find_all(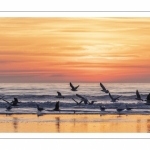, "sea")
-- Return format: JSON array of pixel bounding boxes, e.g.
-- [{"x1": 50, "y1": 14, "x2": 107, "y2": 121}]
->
[{"x1": 0, "y1": 83, "x2": 149, "y2": 114}]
